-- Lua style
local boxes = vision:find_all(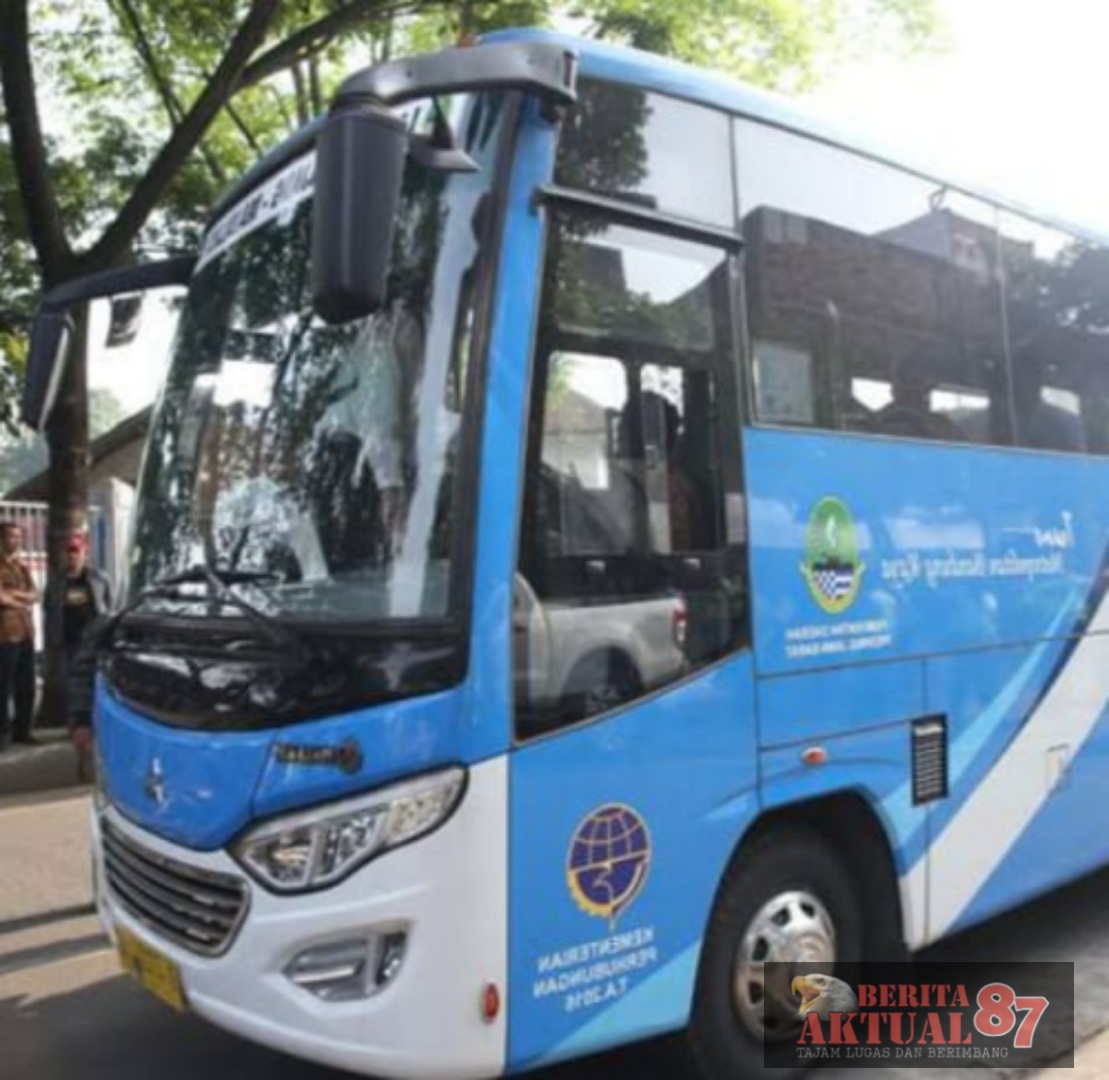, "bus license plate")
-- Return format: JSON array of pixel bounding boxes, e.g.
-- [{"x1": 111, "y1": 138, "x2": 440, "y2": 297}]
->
[{"x1": 116, "y1": 926, "x2": 188, "y2": 1012}]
